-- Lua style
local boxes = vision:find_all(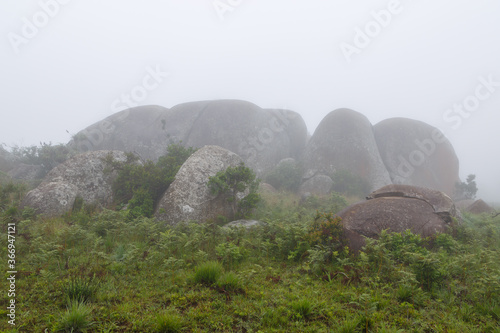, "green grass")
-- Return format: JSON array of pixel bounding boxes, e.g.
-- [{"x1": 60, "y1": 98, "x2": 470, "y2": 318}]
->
[
  {"x1": 55, "y1": 300, "x2": 93, "y2": 332},
  {"x1": 1, "y1": 191, "x2": 499, "y2": 332},
  {"x1": 193, "y1": 261, "x2": 223, "y2": 286}
]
